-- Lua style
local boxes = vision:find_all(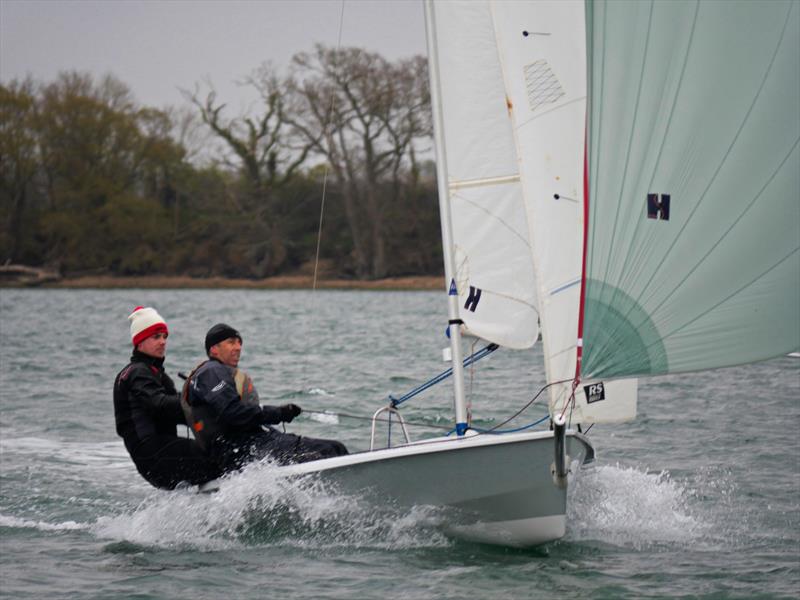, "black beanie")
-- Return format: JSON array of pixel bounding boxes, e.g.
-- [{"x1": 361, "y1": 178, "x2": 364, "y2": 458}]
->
[{"x1": 205, "y1": 323, "x2": 242, "y2": 355}]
